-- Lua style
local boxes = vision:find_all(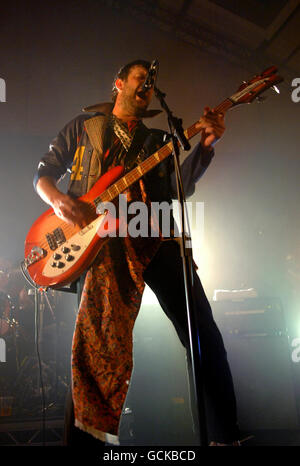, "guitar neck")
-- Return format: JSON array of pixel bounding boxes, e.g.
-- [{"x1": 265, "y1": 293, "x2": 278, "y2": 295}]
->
[{"x1": 94, "y1": 98, "x2": 234, "y2": 206}]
